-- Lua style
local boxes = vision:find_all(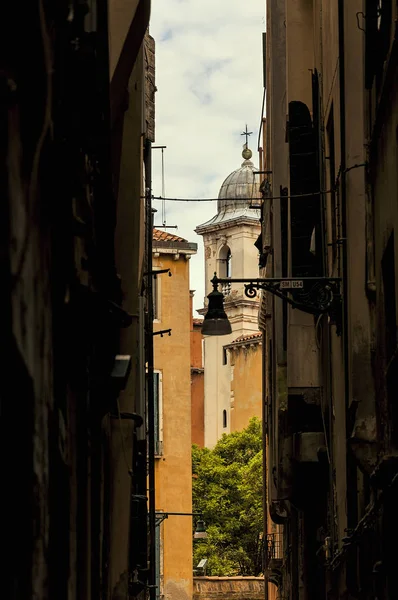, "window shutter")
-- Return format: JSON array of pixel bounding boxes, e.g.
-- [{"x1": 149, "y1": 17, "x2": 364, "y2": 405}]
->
[{"x1": 154, "y1": 372, "x2": 159, "y2": 454}]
